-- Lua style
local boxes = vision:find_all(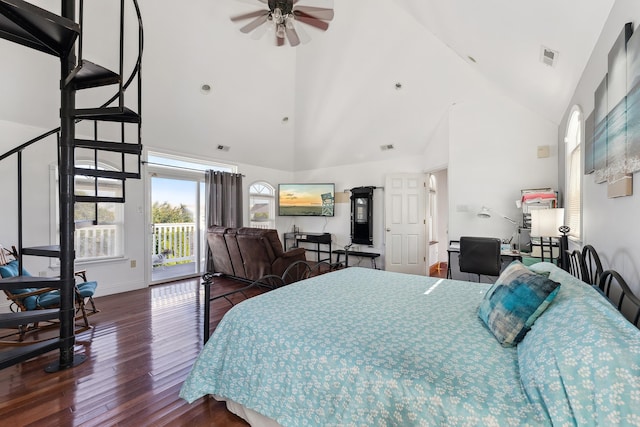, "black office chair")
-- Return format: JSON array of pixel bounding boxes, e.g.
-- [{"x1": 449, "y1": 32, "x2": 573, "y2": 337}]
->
[
  {"x1": 459, "y1": 237, "x2": 502, "y2": 282},
  {"x1": 566, "y1": 249, "x2": 588, "y2": 283},
  {"x1": 582, "y1": 245, "x2": 604, "y2": 287}
]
